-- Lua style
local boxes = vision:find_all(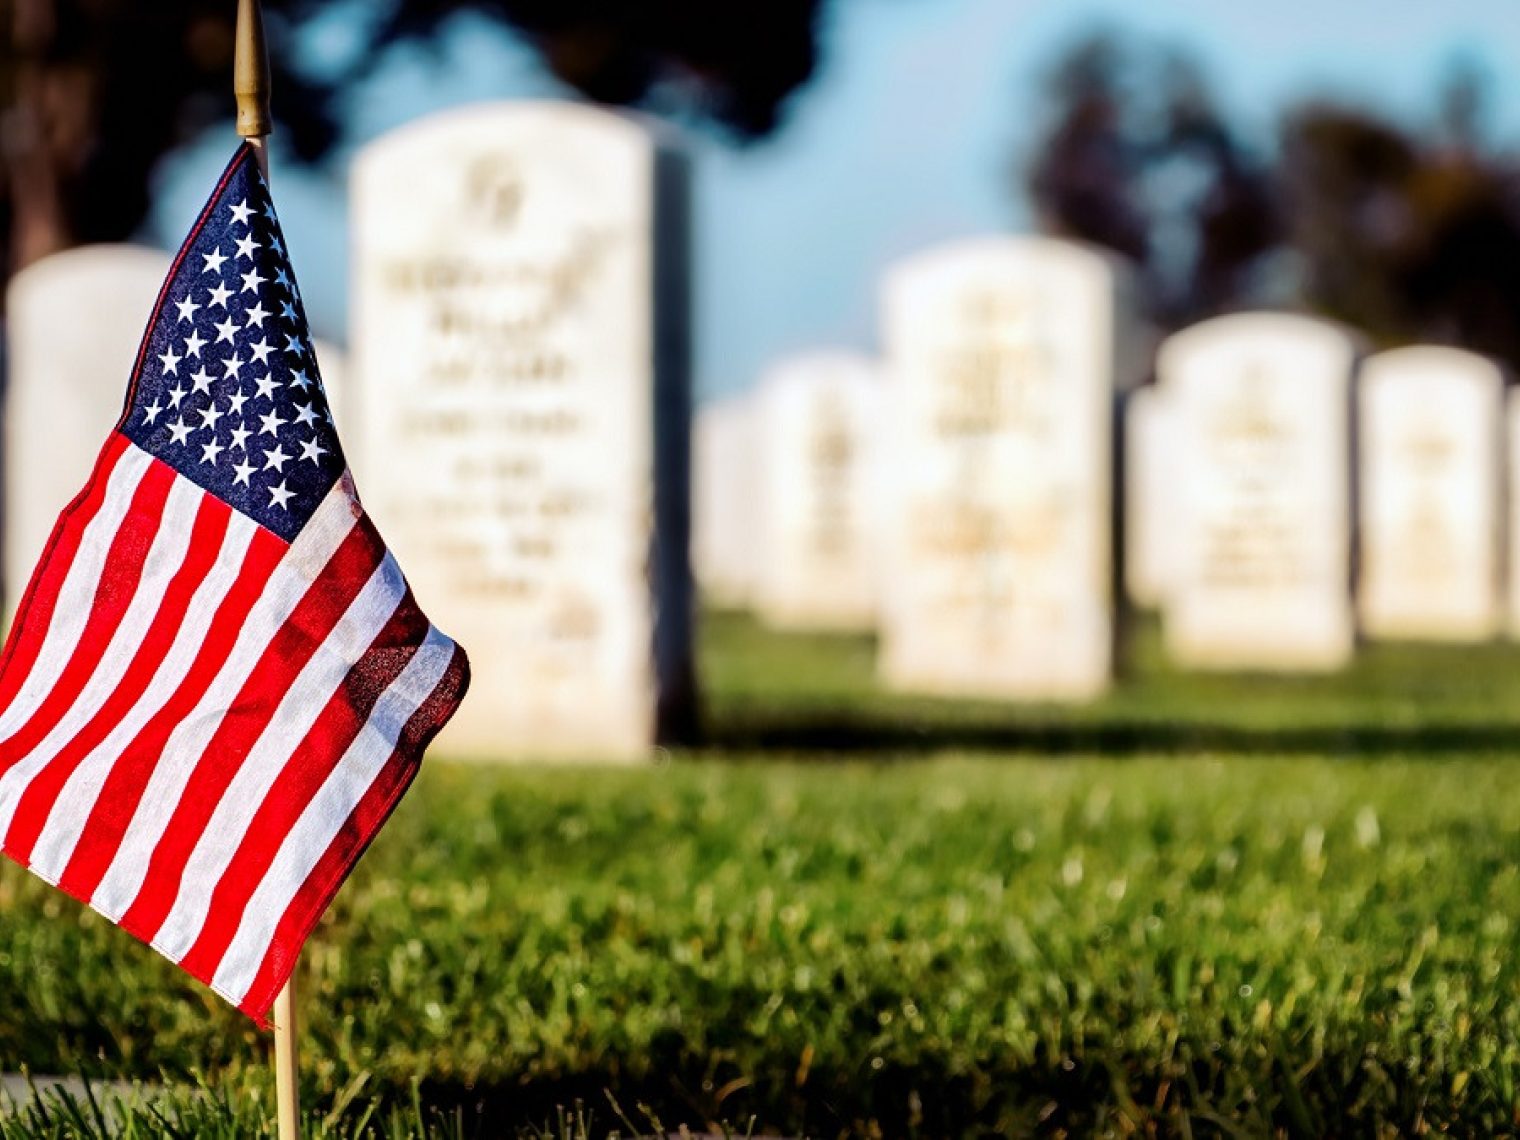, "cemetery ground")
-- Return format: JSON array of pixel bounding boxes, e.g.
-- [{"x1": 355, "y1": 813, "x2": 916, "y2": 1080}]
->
[{"x1": 5, "y1": 616, "x2": 1520, "y2": 1137}]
